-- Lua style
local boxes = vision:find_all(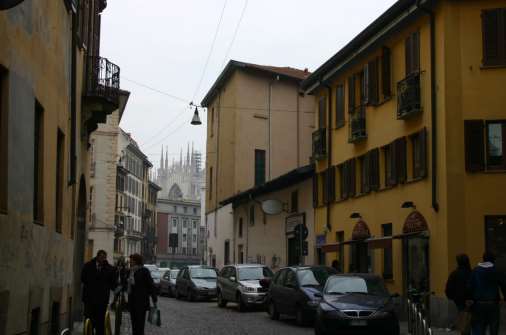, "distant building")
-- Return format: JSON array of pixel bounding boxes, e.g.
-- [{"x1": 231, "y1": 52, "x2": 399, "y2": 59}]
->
[
  {"x1": 114, "y1": 130, "x2": 158, "y2": 260},
  {"x1": 156, "y1": 198, "x2": 202, "y2": 268},
  {"x1": 156, "y1": 143, "x2": 204, "y2": 201}
]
